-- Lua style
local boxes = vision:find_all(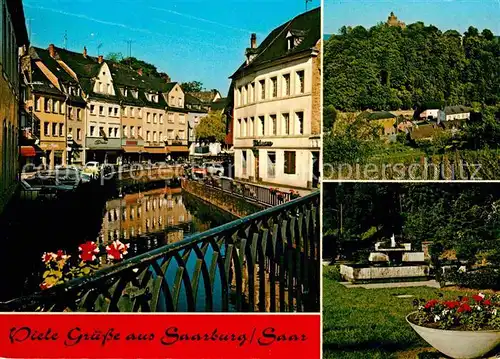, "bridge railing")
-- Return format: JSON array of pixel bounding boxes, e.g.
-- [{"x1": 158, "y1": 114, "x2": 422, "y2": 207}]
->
[
  {"x1": 0, "y1": 192, "x2": 320, "y2": 313},
  {"x1": 203, "y1": 177, "x2": 292, "y2": 207}
]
